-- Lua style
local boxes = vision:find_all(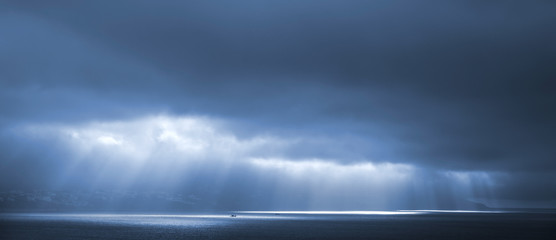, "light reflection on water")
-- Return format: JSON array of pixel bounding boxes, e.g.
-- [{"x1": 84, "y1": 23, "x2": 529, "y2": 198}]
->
[
  {"x1": 1, "y1": 211, "x2": 424, "y2": 227},
  {"x1": 3, "y1": 211, "x2": 556, "y2": 240},
  {"x1": 2, "y1": 213, "x2": 237, "y2": 227},
  {"x1": 407, "y1": 210, "x2": 507, "y2": 213},
  {"x1": 1, "y1": 210, "x2": 518, "y2": 227},
  {"x1": 236, "y1": 211, "x2": 423, "y2": 215}
]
